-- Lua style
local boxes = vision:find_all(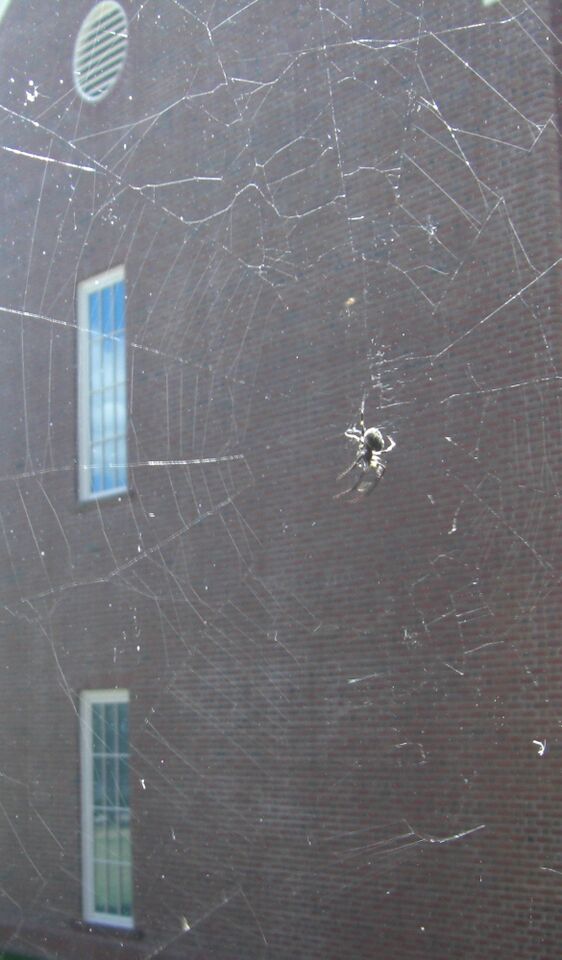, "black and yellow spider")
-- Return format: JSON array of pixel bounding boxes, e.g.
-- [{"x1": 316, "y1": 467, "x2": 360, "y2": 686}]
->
[{"x1": 335, "y1": 408, "x2": 396, "y2": 501}]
